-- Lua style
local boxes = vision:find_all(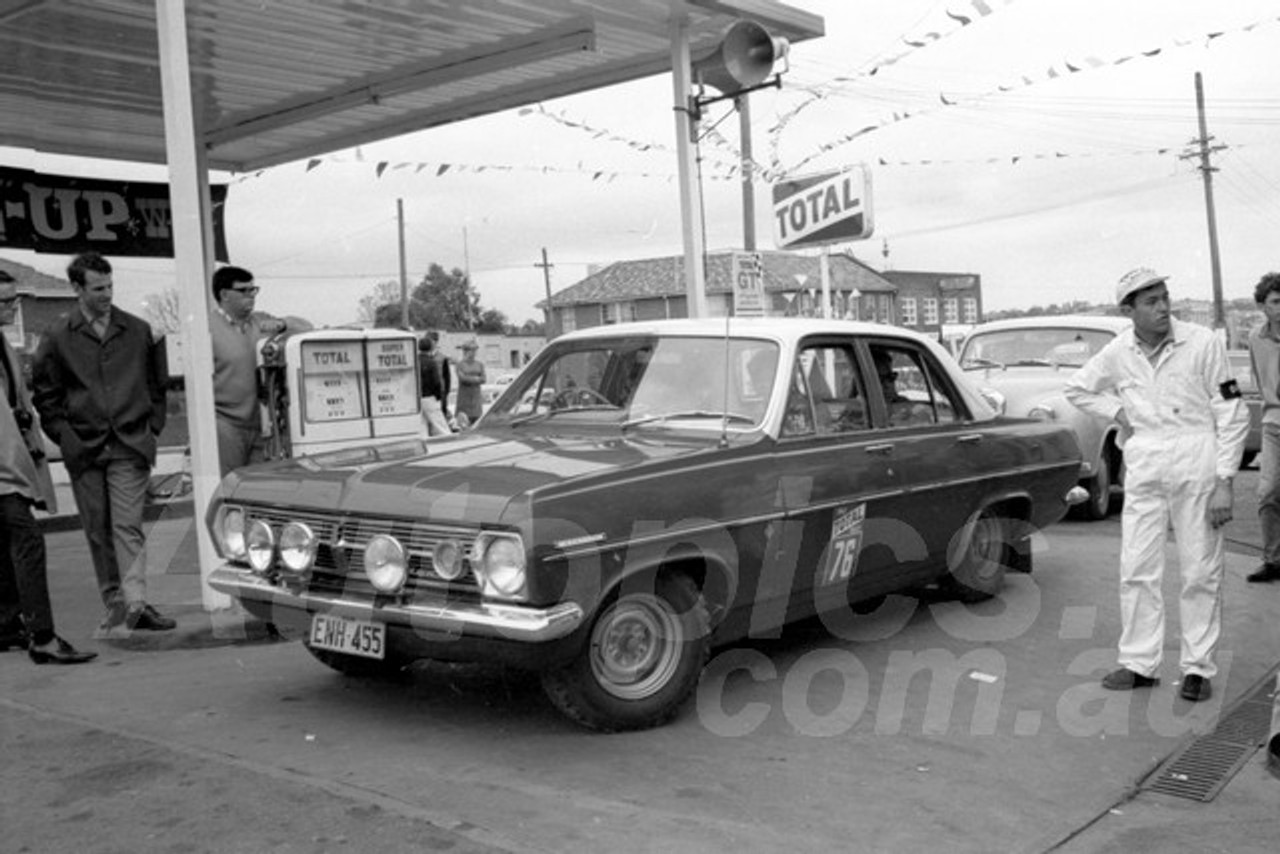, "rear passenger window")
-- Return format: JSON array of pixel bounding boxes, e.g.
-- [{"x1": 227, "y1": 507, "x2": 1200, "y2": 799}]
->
[{"x1": 867, "y1": 342, "x2": 965, "y2": 428}]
